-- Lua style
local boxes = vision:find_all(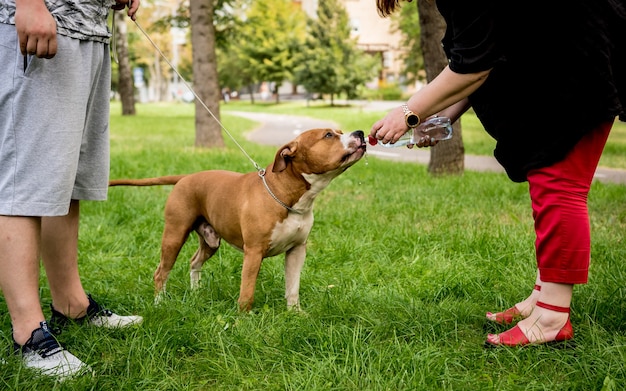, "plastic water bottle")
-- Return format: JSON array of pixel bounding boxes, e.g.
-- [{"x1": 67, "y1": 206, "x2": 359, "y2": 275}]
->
[{"x1": 371, "y1": 116, "x2": 453, "y2": 147}]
